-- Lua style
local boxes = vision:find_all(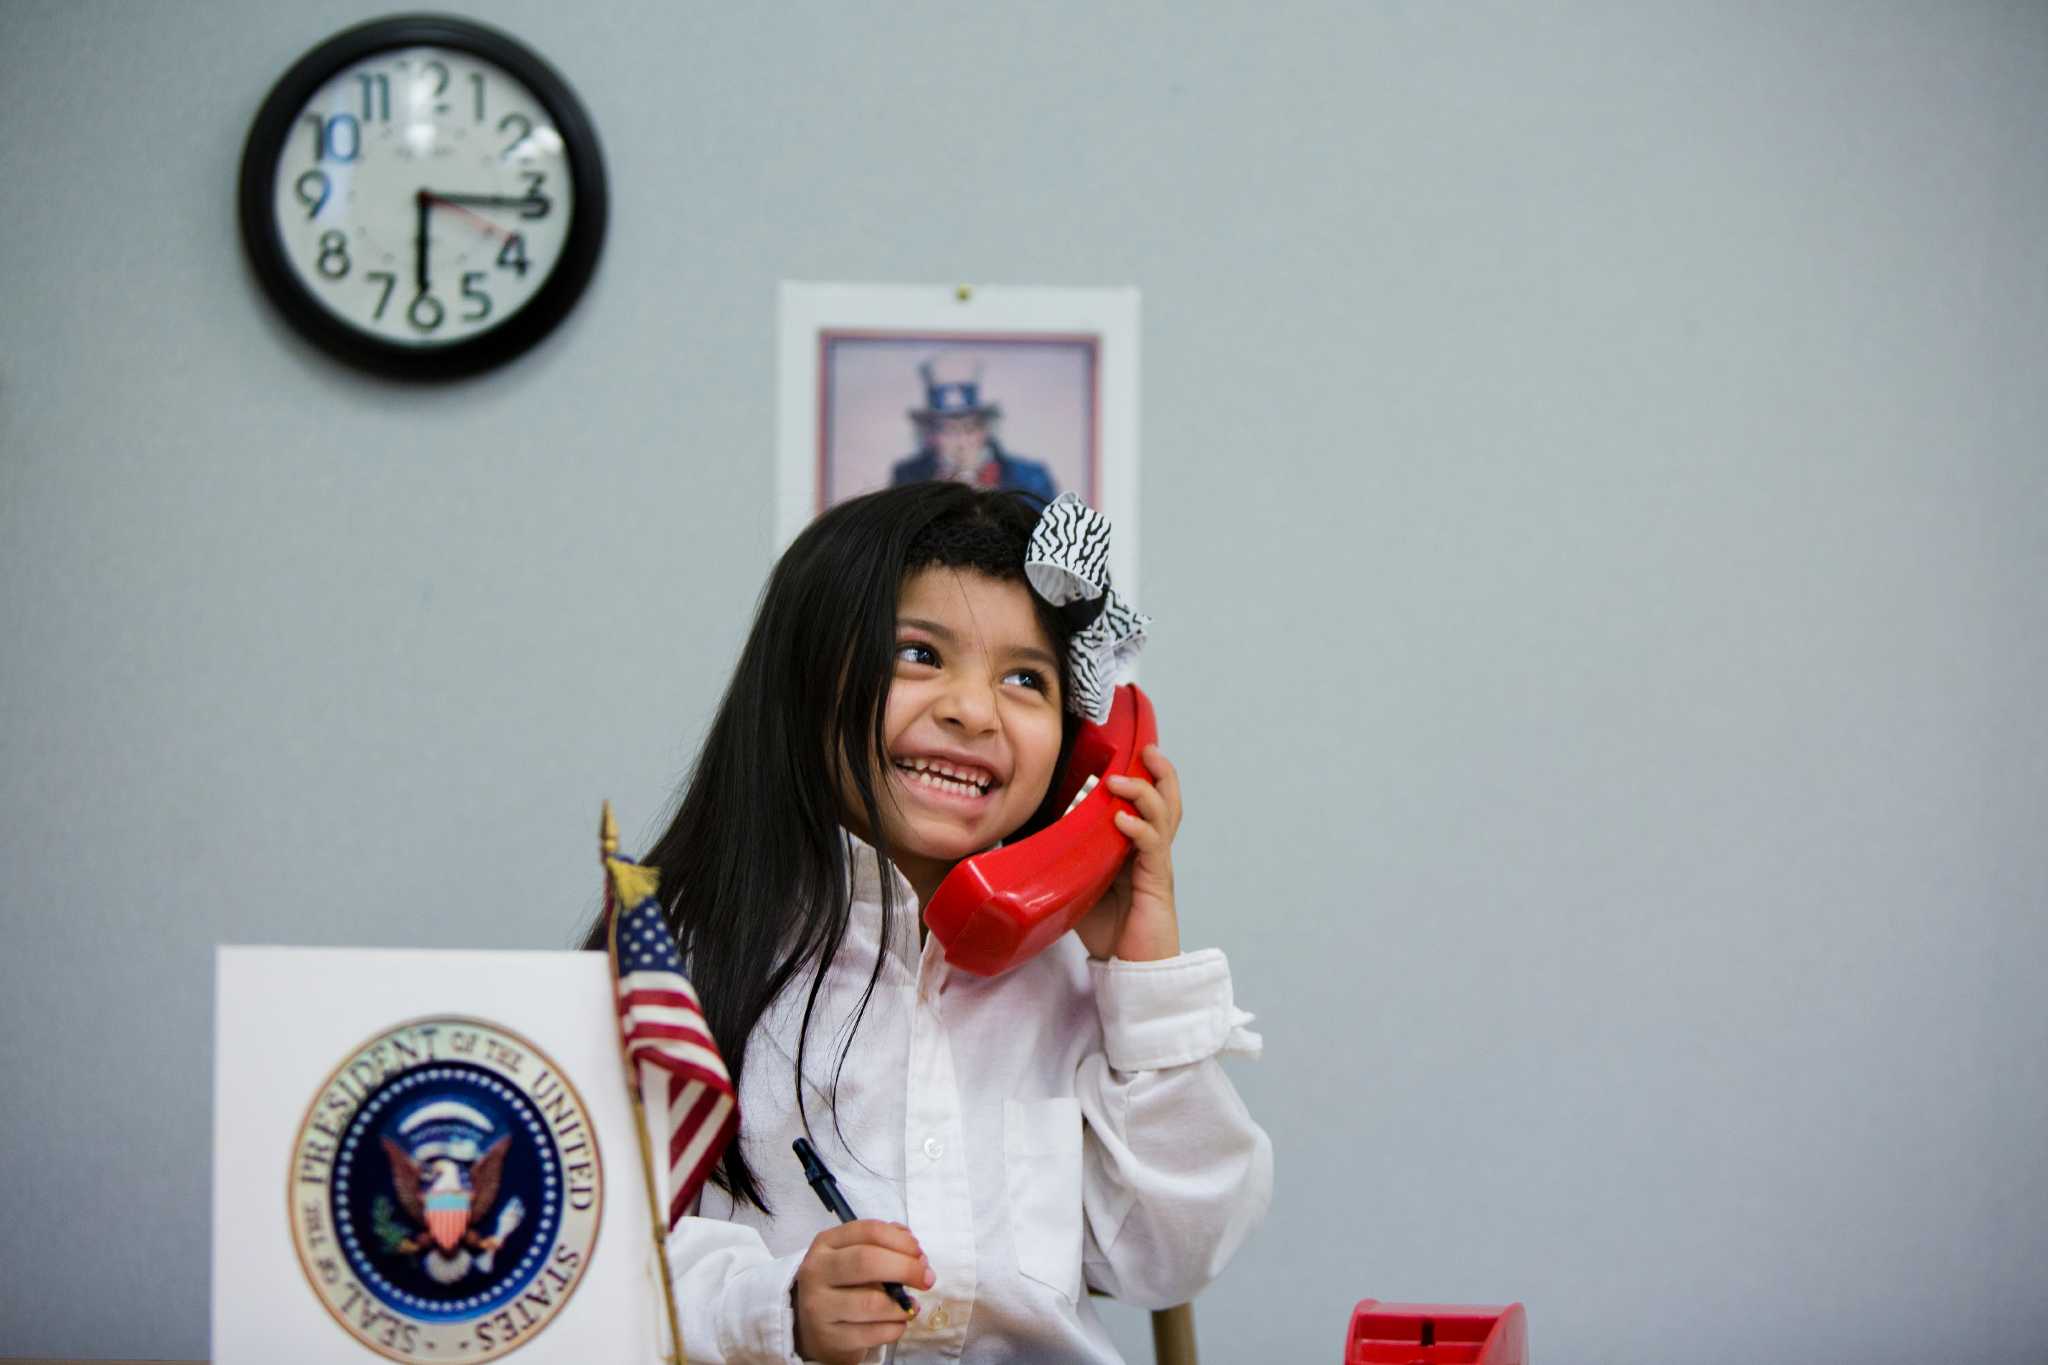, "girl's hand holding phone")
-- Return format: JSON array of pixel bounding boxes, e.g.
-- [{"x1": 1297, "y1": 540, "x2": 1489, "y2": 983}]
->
[
  {"x1": 1078, "y1": 744, "x2": 1183, "y2": 963},
  {"x1": 792, "y1": 1219, "x2": 932, "y2": 1364}
]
